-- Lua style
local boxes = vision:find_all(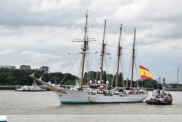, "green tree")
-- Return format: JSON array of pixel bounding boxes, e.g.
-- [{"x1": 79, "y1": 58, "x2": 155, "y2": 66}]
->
[{"x1": 64, "y1": 80, "x2": 74, "y2": 85}]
